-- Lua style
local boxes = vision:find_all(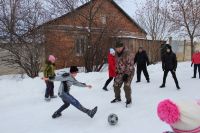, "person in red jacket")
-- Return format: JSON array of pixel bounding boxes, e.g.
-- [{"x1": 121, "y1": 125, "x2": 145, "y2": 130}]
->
[
  {"x1": 191, "y1": 50, "x2": 200, "y2": 78},
  {"x1": 102, "y1": 48, "x2": 116, "y2": 91}
]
